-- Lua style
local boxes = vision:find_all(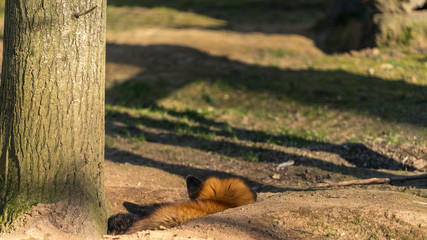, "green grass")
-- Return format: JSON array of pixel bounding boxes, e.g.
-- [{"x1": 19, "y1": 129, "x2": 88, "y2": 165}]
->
[
  {"x1": 107, "y1": 6, "x2": 227, "y2": 31},
  {"x1": 106, "y1": 0, "x2": 330, "y2": 32},
  {"x1": 105, "y1": 47, "x2": 427, "y2": 146},
  {"x1": 261, "y1": 49, "x2": 296, "y2": 59},
  {"x1": 246, "y1": 151, "x2": 259, "y2": 162}
]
